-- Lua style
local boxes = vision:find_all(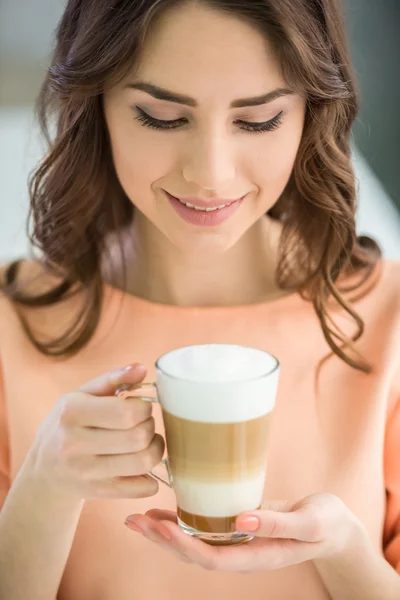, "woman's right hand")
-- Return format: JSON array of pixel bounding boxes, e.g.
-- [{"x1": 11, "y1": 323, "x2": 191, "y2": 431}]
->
[{"x1": 27, "y1": 363, "x2": 164, "y2": 500}]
